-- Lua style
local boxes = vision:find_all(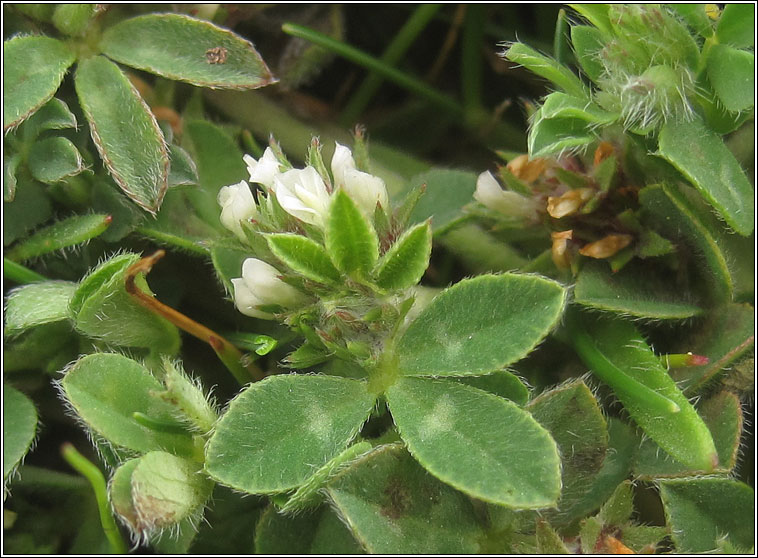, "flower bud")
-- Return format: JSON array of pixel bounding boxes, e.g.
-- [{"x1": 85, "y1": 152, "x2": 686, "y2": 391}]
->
[
  {"x1": 244, "y1": 147, "x2": 281, "y2": 189},
  {"x1": 273, "y1": 166, "x2": 331, "y2": 228},
  {"x1": 474, "y1": 171, "x2": 539, "y2": 219},
  {"x1": 551, "y1": 230, "x2": 574, "y2": 270},
  {"x1": 217, "y1": 180, "x2": 258, "y2": 241},
  {"x1": 332, "y1": 142, "x2": 389, "y2": 215},
  {"x1": 232, "y1": 258, "x2": 307, "y2": 319}
]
